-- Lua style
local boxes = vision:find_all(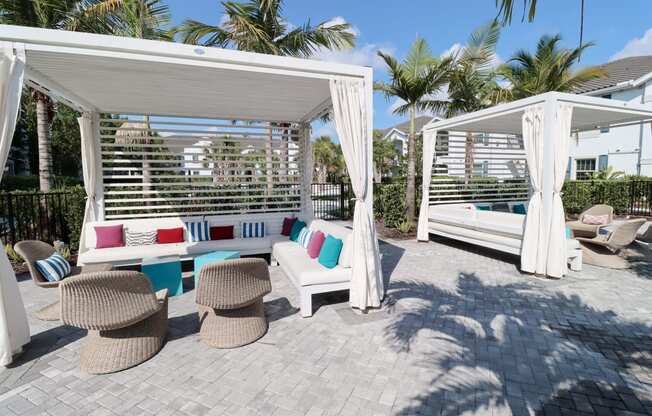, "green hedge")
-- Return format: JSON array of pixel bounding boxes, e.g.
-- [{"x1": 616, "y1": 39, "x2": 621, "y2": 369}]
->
[
  {"x1": 562, "y1": 179, "x2": 652, "y2": 215},
  {"x1": 0, "y1": 175, "x2": 81, "y2": 191}
]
